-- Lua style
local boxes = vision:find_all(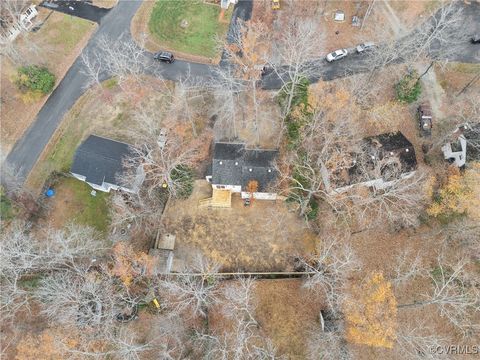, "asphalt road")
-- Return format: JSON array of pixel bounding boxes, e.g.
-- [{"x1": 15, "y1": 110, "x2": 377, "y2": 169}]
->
[
  {"x1": 5, "y1": 0, "x2": 143, "y2": 183},
  {"x1": 4, "y1": 0, "x2": 480, "y2": 187},
  {"x1": 40, "y1": 0, "x2": 110, "y2": 23}
]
